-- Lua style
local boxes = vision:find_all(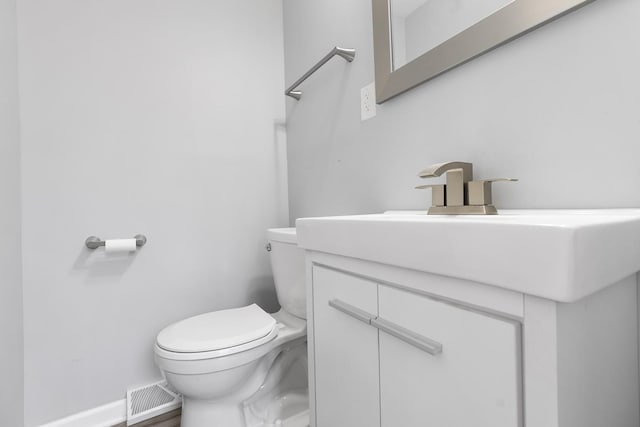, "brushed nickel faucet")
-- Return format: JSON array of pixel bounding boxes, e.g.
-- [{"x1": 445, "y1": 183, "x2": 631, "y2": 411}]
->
[{"x1": 416, "y1": 161, "x2": 517, "y2": 215}]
